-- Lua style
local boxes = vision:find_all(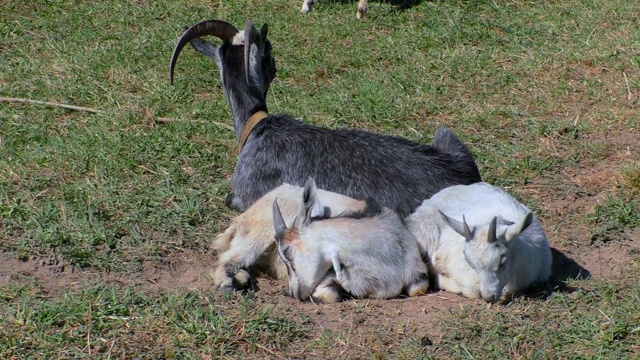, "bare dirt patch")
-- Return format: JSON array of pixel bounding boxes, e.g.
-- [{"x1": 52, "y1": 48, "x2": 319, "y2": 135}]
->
[
  {"x1": 527, "y1": 128, "x2": 639, "y2": 241},
  {"x1": 0, "y1": 251, "x2": 216, "y2": 298}
]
